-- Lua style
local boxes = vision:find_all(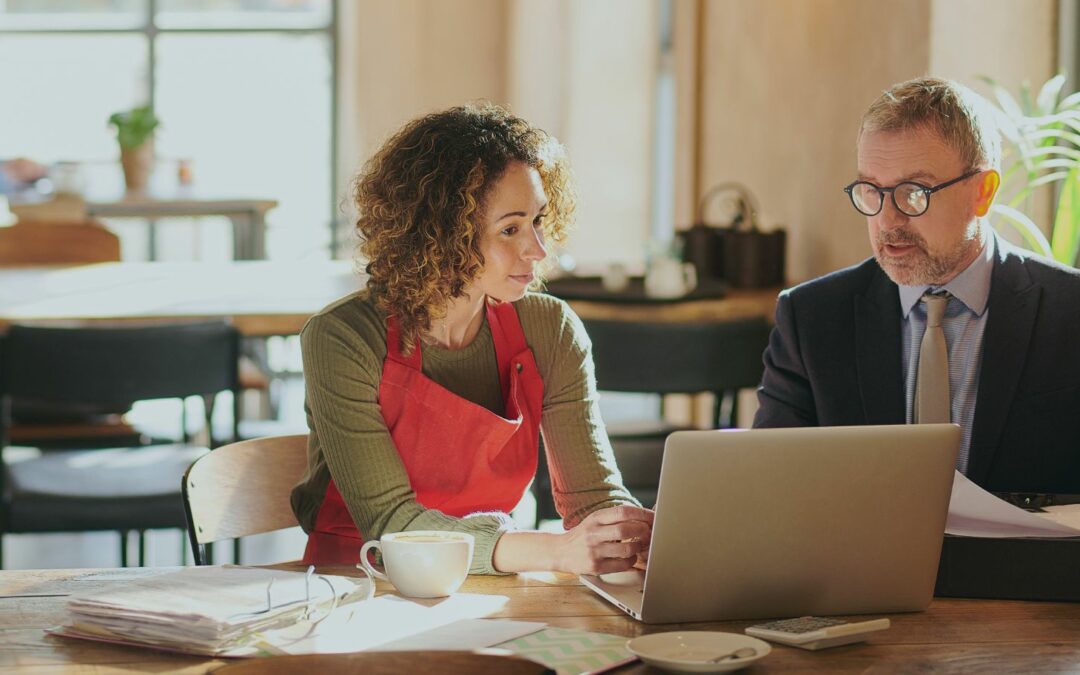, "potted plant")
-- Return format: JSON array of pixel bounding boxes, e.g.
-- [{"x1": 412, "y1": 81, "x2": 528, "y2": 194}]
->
[
  {"x1": 108, "y1": 105, "x2": 160, "y2": 192},
  {"x1": 983, "y1": 74, "x2": 1080, "y2": 268}
]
